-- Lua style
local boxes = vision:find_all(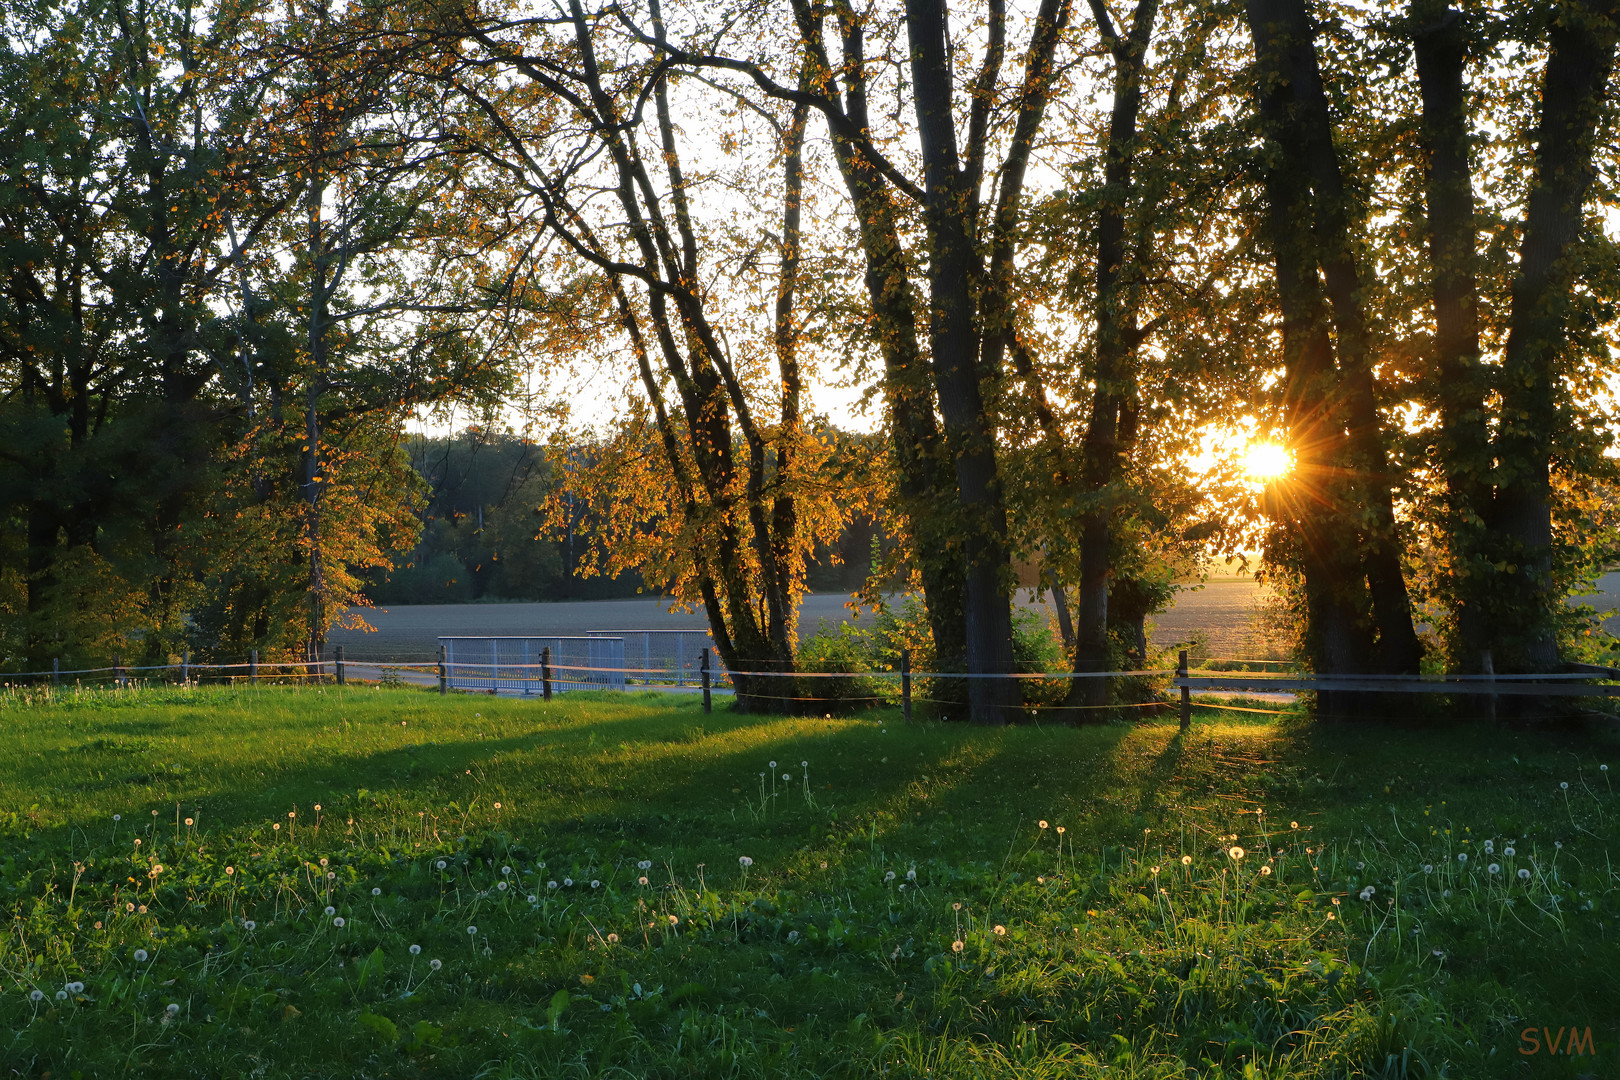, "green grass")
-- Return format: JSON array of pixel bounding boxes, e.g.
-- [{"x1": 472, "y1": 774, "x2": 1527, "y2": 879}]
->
[{"x1": 0, "y1": 682, "x2": 1615, "y2": 1078}]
